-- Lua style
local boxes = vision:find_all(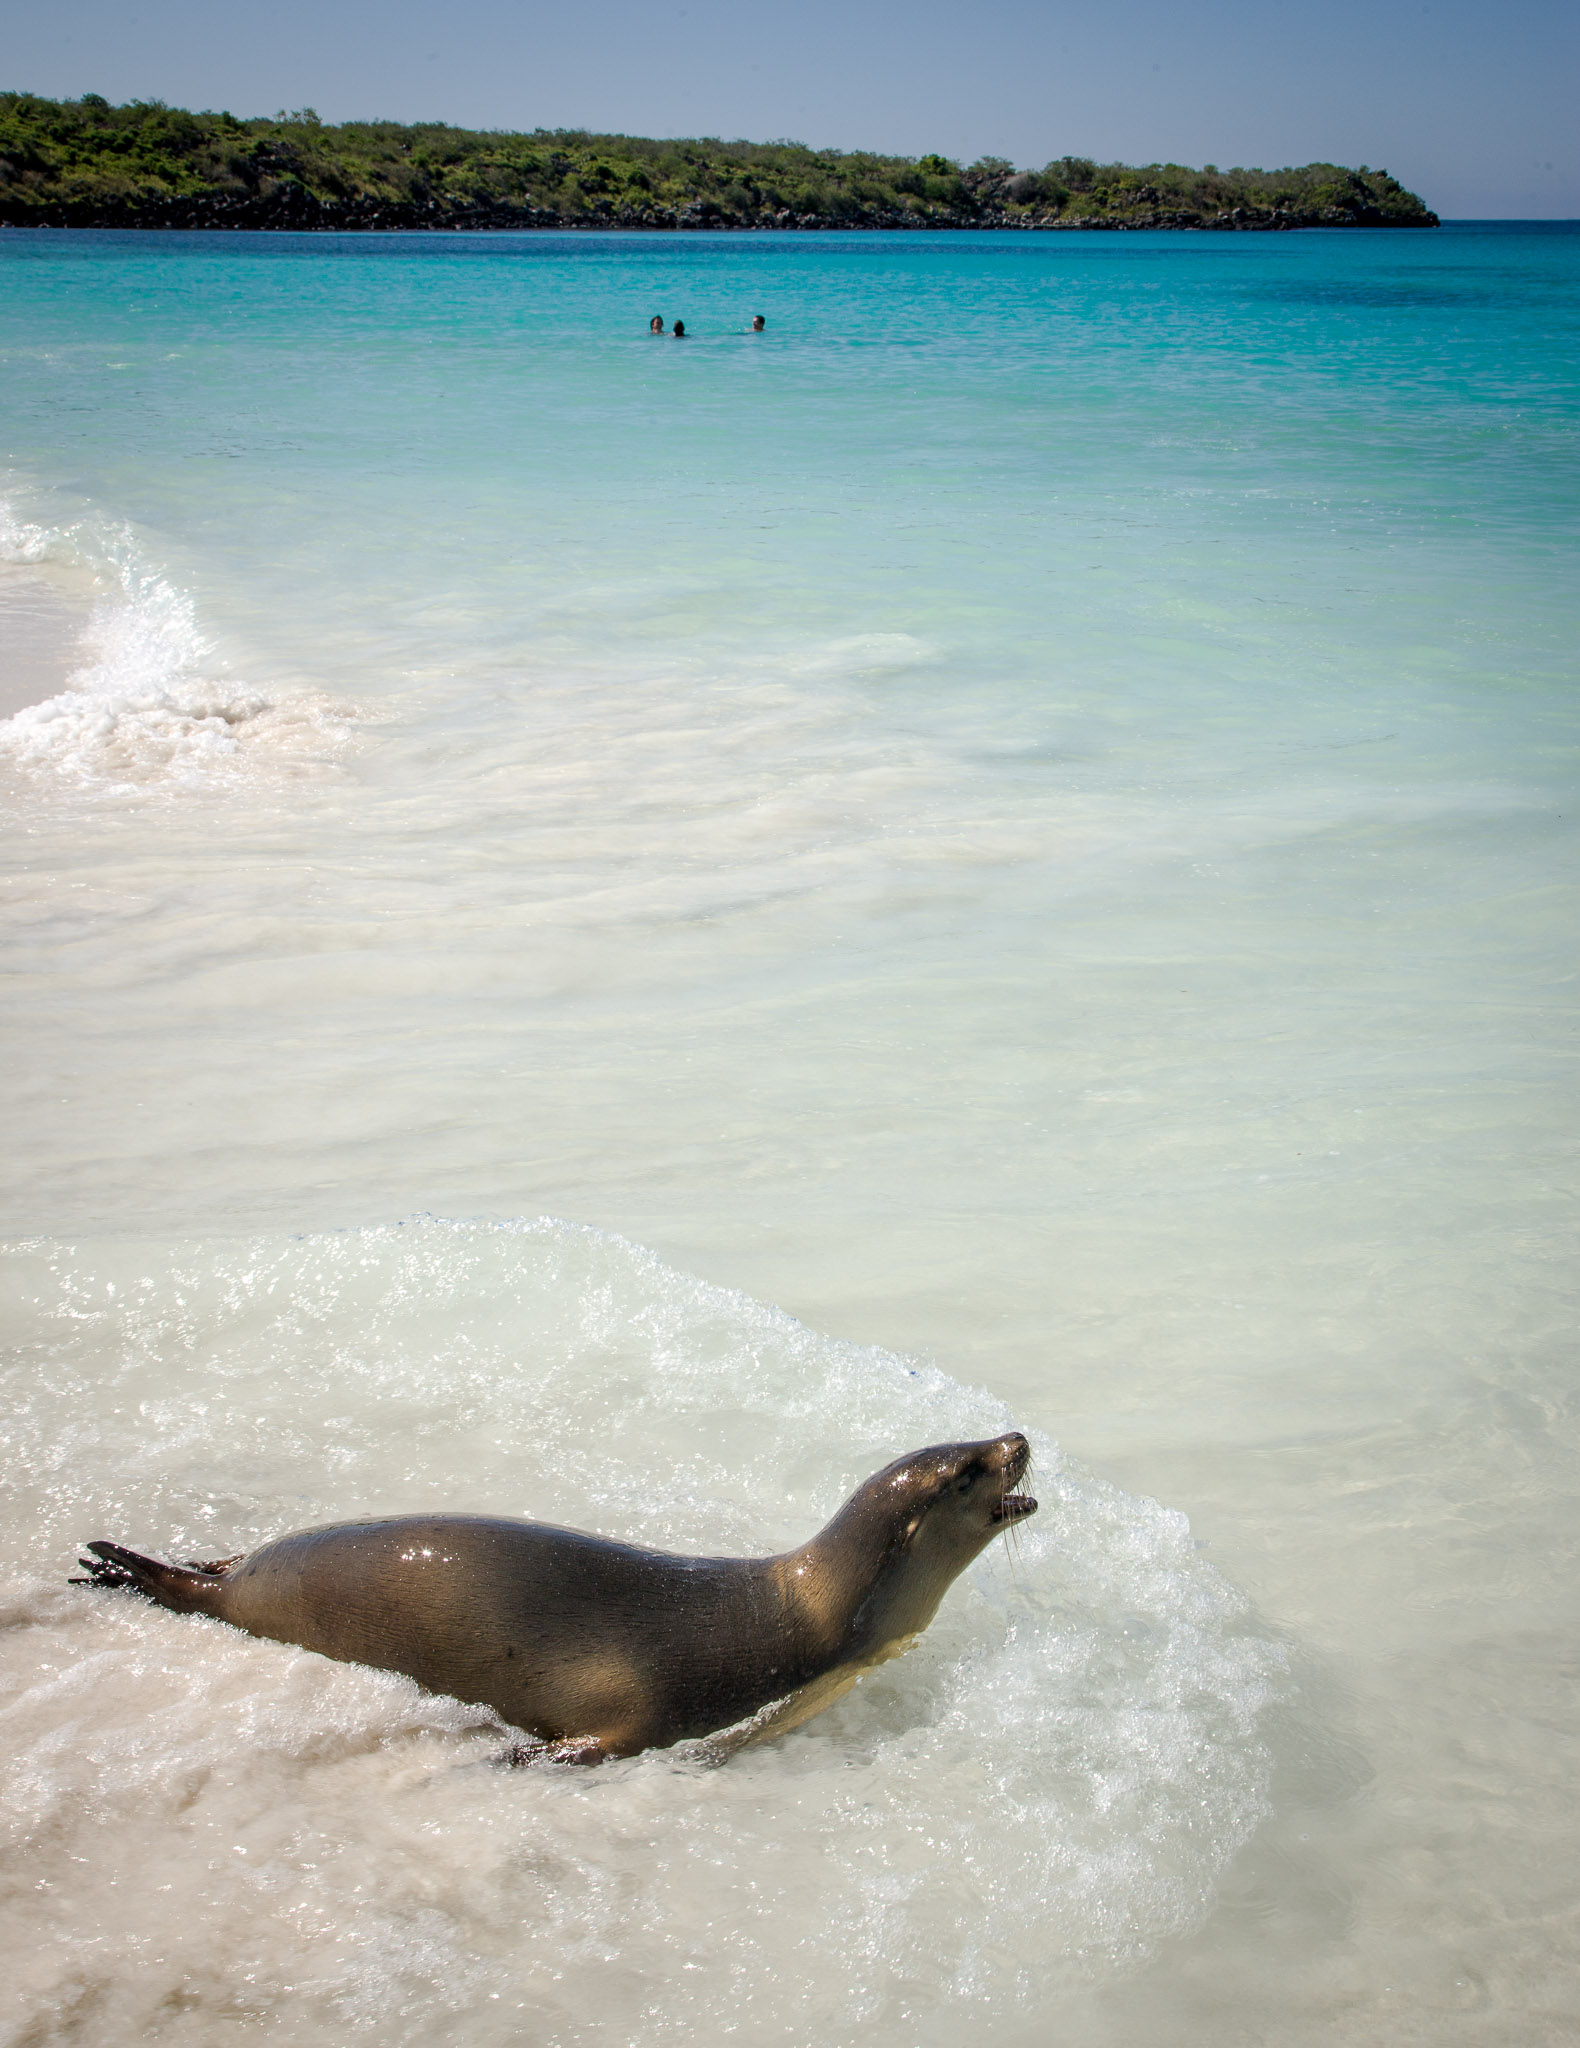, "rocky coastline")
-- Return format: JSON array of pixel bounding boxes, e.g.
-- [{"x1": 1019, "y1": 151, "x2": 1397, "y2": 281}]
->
[
  {"x1": 3, "y1": 193, "x2": 1433, "y2": 232},
  {"x1": 0, "y1": 97, "x2": 1440, "y2": 233}
]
